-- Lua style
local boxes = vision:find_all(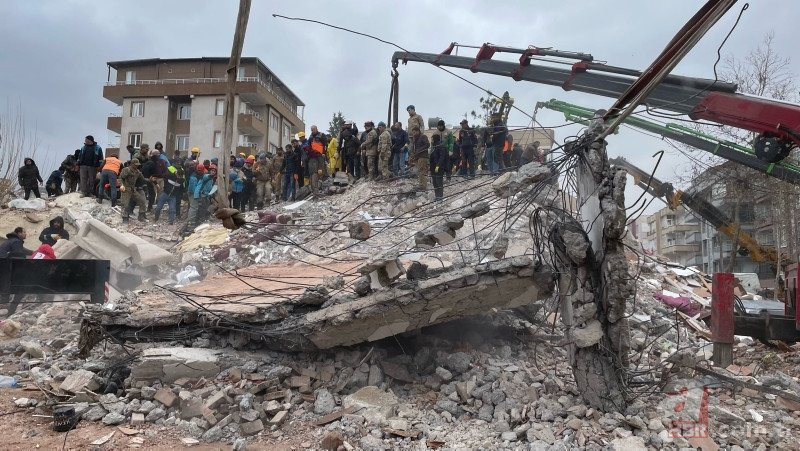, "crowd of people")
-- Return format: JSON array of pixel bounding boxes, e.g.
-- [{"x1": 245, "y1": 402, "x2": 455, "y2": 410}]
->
[{"x1": 12, "y1": 106, "x2": 549, "y2": 235}]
